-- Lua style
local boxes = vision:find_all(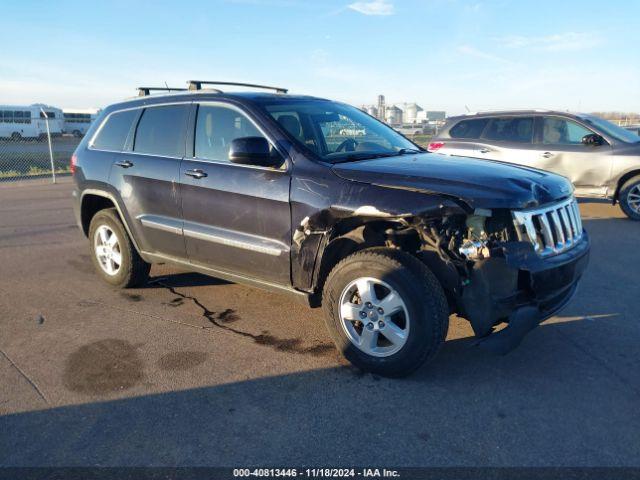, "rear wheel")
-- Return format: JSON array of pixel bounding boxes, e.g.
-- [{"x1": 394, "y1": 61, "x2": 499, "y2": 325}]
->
[
  {"x1": 88, "y1": 208, "x2": 150, "y2": 288},
  {"x1": 619, "y1": 175, "x2": 640, "y2": 220},
  {"x1": 10, "y1": 132, "x2": 21, "y2": 141},
  {"x1": 322, "y1": 248, "x2": 449, "y2": 377}
]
